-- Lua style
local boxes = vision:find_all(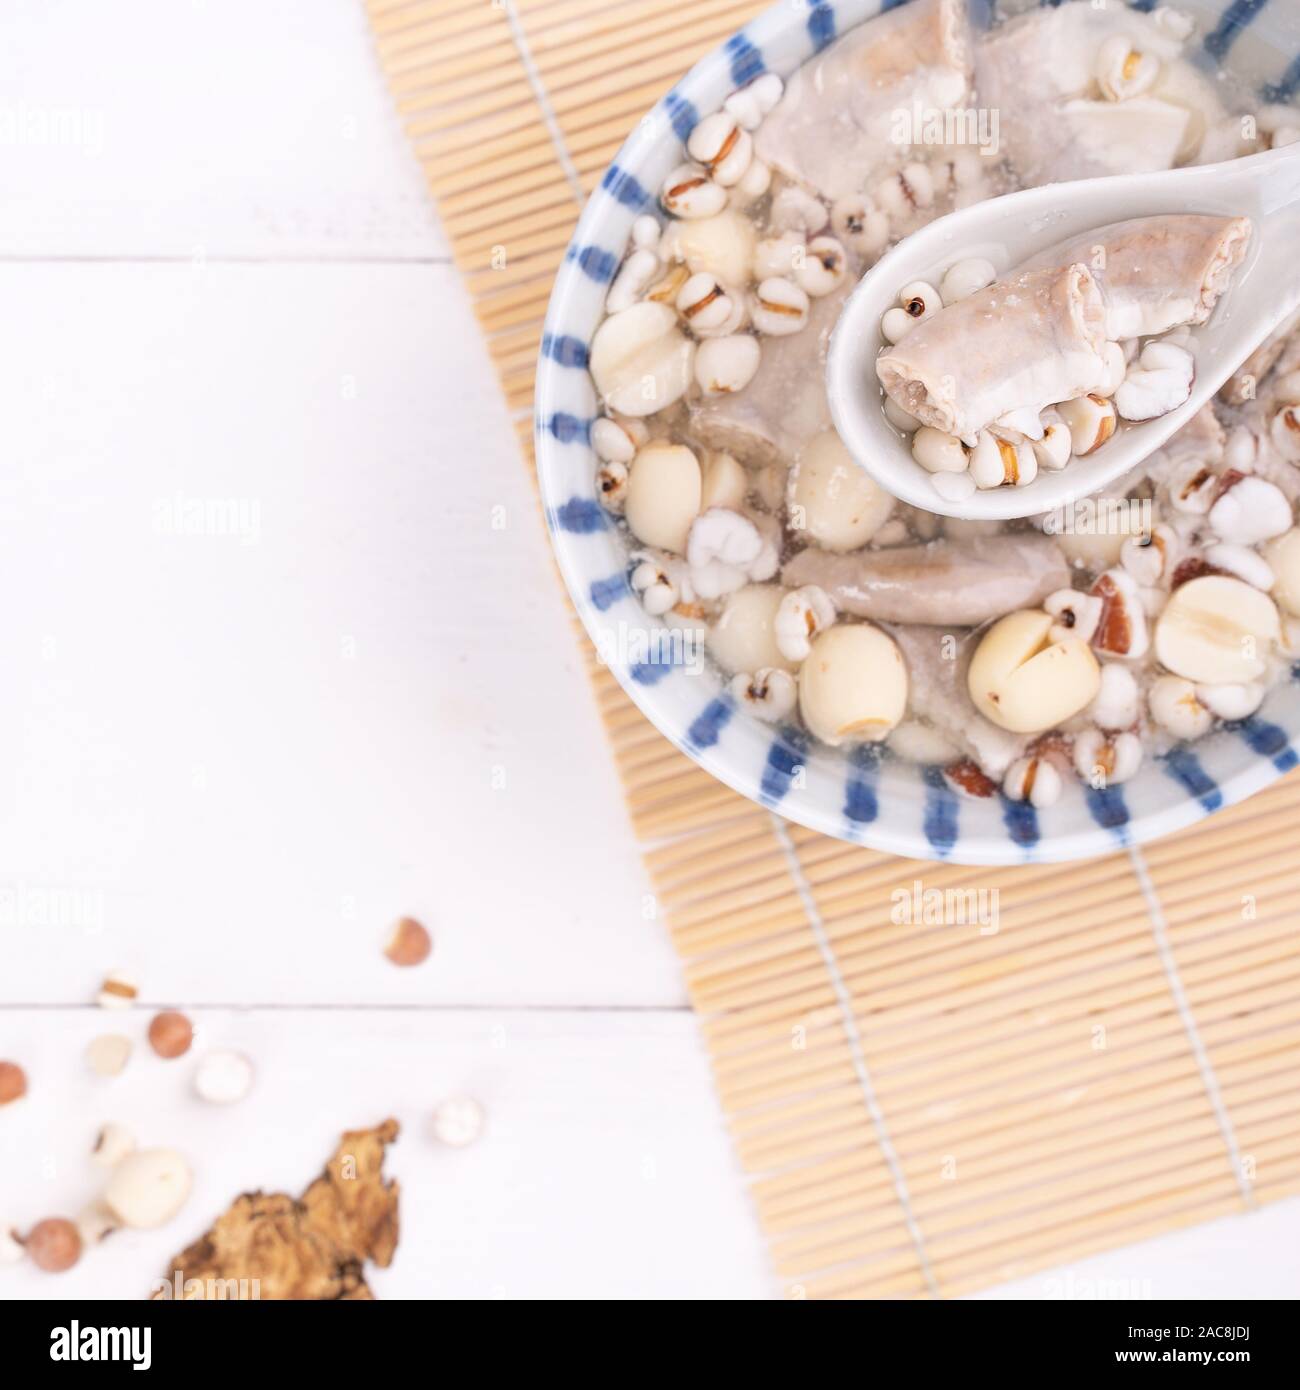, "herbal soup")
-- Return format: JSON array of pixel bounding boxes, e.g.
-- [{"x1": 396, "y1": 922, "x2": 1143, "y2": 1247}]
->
[{"x1": 586, "y1": 0, "x2": 1300, "y2": 807}]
